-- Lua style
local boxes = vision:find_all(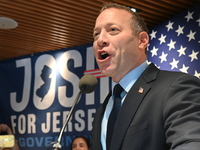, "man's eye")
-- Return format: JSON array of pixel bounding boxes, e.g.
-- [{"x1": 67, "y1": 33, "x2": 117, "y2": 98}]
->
[
  {"x1": 93, "y1": 32, "x2": 99, "y2": 37},
  {"x1": 110, "y1": 28, "x2": 117, "y2": 31},
  {"x1": 109, "y1": 27, "x2": 120, "y2": 35}
]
